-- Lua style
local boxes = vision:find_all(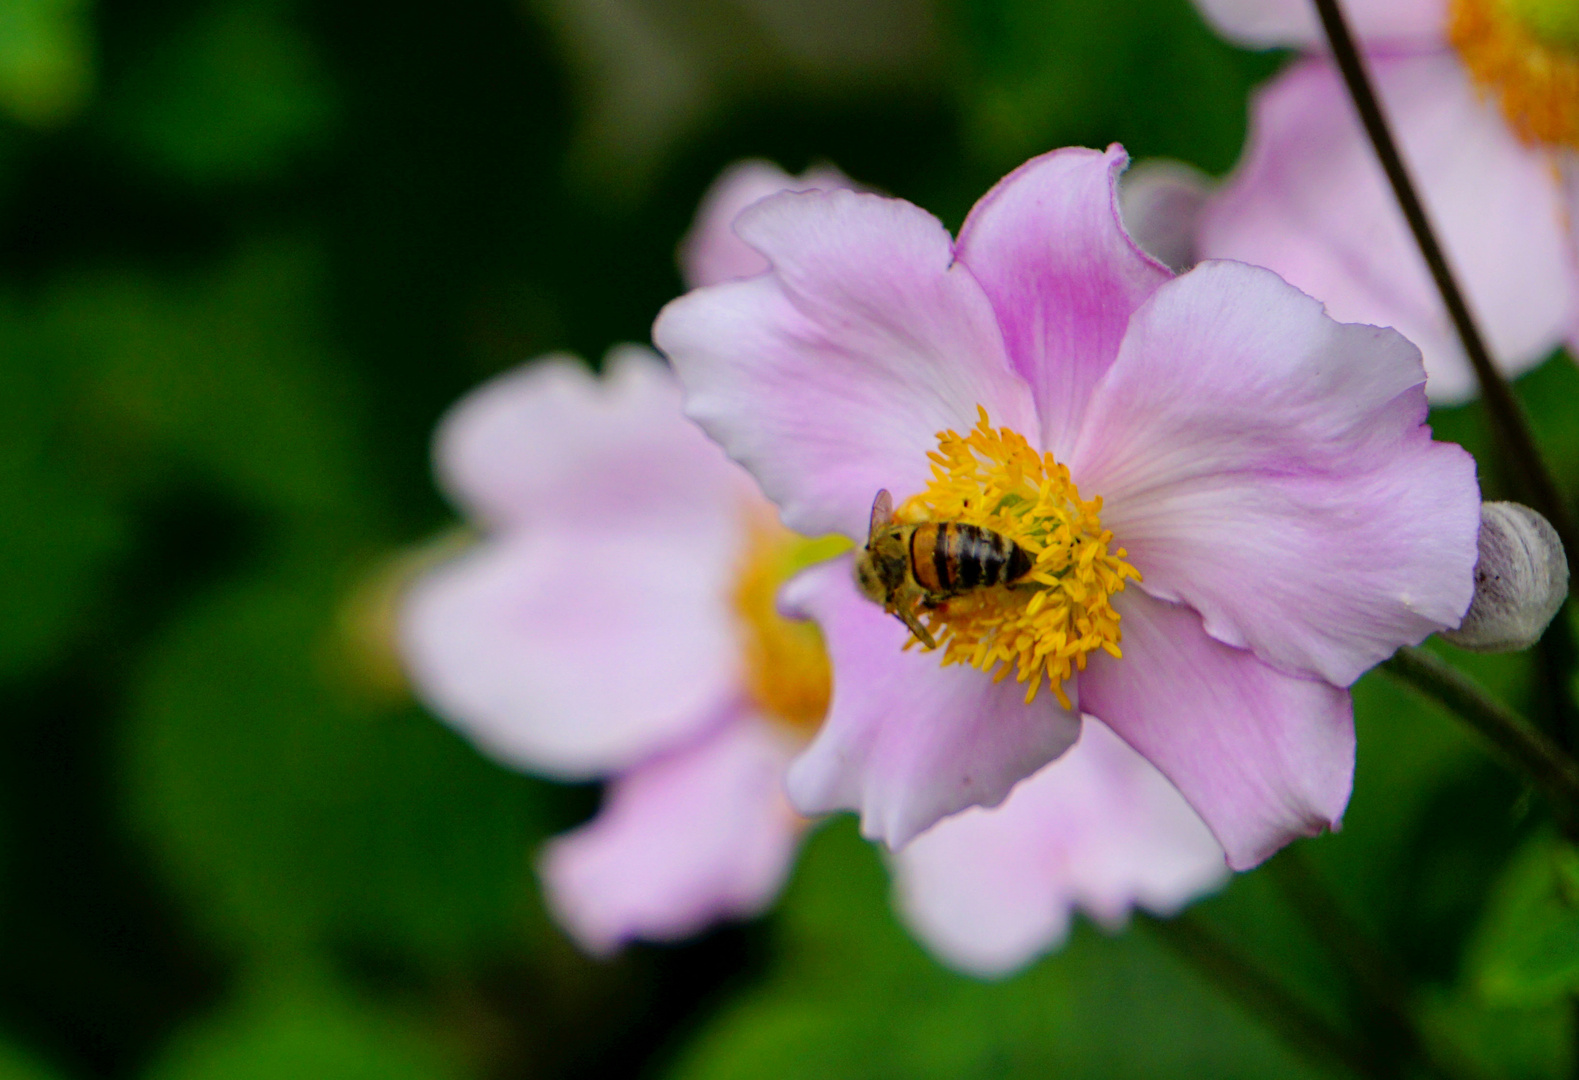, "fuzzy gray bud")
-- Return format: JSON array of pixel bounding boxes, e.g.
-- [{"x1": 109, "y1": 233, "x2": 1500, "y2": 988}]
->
[{"x1": 1441, "y1": 501, "x2": 1569, "y2": 653}]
